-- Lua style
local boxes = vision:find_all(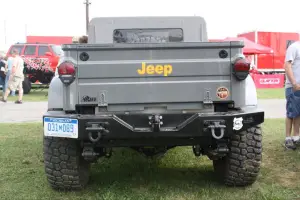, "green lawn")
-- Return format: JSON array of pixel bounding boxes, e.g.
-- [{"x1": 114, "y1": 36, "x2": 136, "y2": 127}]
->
[
  {"x1": 256, "y1": 88, "x2": 284, "y2": 99},
  {"x1": 0, "y1": 119, "x2": 299, "y2": 200},
  {"x1": 0, "y1": 87, "x2": 48, "y2": 102}
]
